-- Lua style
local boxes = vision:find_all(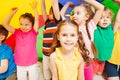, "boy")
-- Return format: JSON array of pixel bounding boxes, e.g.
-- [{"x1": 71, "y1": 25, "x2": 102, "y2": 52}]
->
[{"x1": 0, "y1": 24, "x2": 16, "y2": 80}]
